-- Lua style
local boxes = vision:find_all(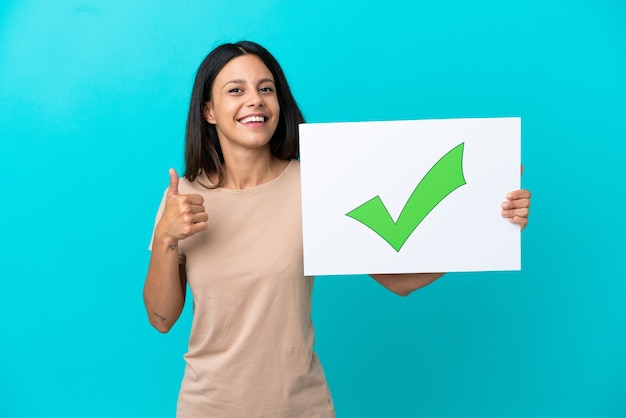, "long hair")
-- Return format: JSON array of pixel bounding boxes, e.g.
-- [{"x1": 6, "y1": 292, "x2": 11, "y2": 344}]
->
[{"x1": 183, "y1": 41, "x2": 304, "y2": 188}]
